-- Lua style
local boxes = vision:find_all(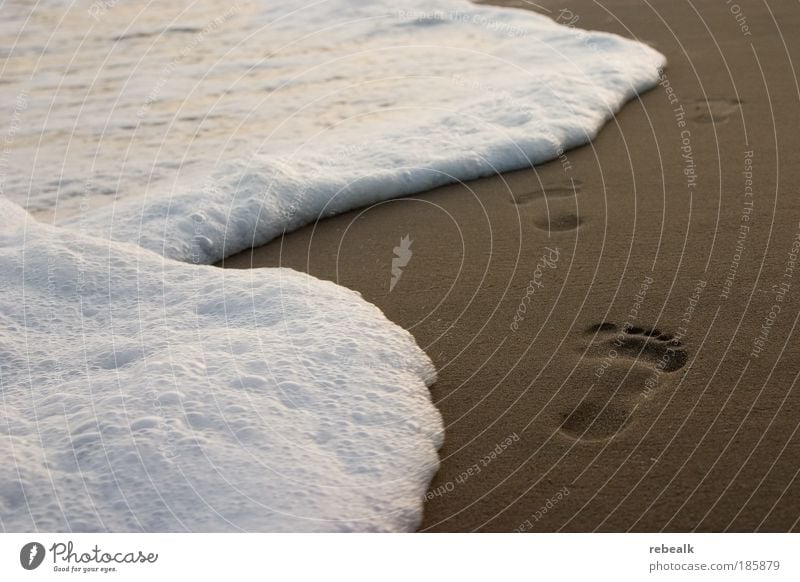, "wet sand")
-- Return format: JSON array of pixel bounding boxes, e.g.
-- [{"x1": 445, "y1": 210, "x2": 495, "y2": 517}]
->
[{"x1": 220, "y1": 0, "x2": 800, "y2": 531}]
